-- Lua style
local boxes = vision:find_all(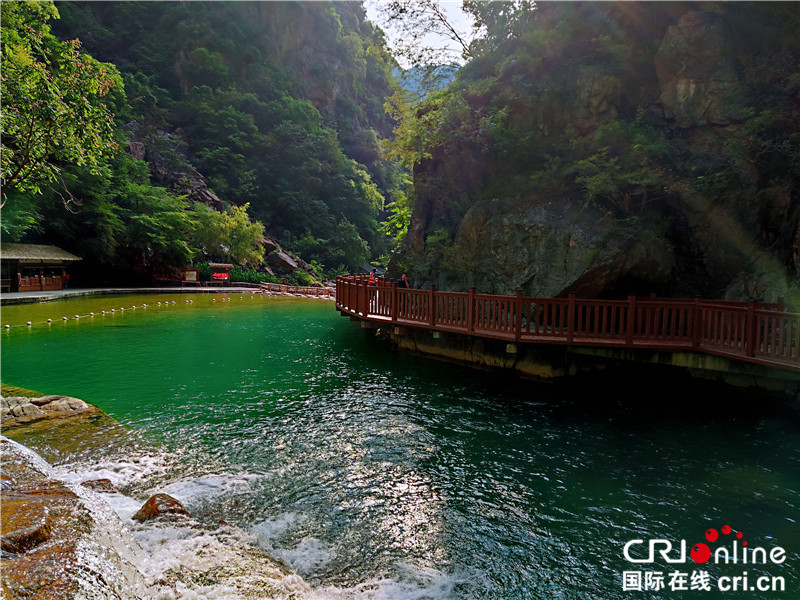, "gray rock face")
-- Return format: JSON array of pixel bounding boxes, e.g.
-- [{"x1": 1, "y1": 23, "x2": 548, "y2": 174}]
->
[
  {"x1": 396, "y1": 4, "x2": 797, "y2": 304},
  {"x1": 266, "y1": 248, "x2": 300, "y2": 271},
  {"x1": 451, "y1": 197, "x2": 674, "y2": 297},
  {"x1": 655, "y1": 11, "x2": 745, "y2": 128}
]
